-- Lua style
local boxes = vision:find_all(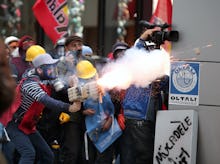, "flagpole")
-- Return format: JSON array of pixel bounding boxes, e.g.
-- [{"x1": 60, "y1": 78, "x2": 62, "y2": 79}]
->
[{"x1": 67, "y1": 0, "x2": 85, "y2": 37}]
